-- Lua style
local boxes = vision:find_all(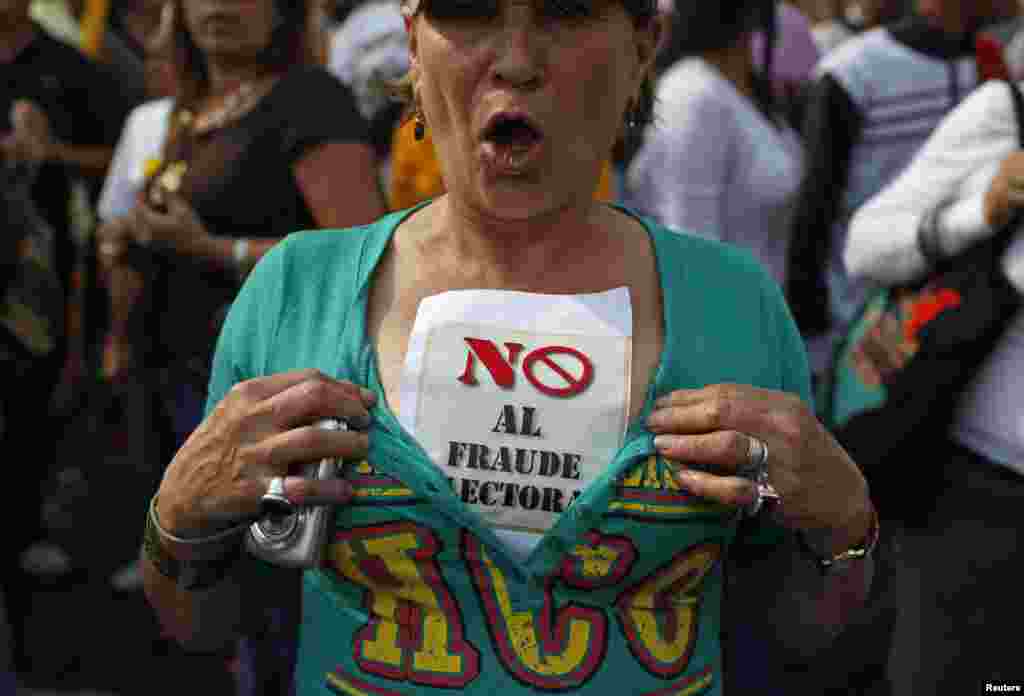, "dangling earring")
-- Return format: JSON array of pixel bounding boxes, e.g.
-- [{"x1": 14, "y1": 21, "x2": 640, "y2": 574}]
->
[
  {"x1": 413, "y1": 108, "x2": 426, "y2": 141},
  {"x1": 624, "y1": 100, "x2": 639, "y2": 135}
]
